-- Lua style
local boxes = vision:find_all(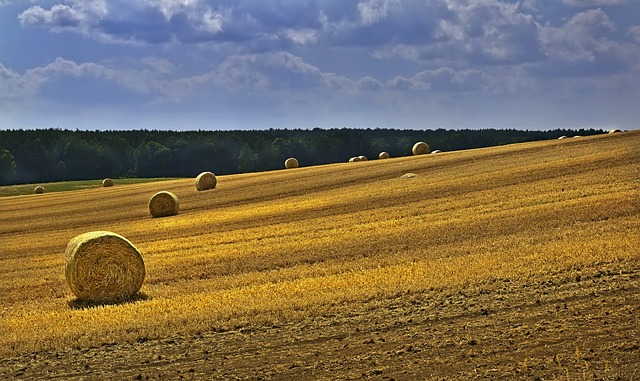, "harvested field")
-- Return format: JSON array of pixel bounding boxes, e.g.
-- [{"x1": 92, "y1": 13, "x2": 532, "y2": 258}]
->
[{"x1": 1, "y1": 131, "x2": 639, "y2": 380}]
